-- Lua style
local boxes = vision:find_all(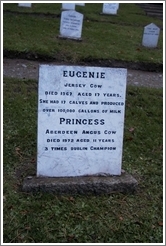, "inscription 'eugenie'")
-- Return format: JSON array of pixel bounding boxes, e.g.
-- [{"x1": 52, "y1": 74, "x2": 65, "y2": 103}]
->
[
  {"x1": 37, "y1": 65, "x2": 127, "y2": 177},
  {"x1": 63, "y1": 70, "x2": 105, "y2": 78}
]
